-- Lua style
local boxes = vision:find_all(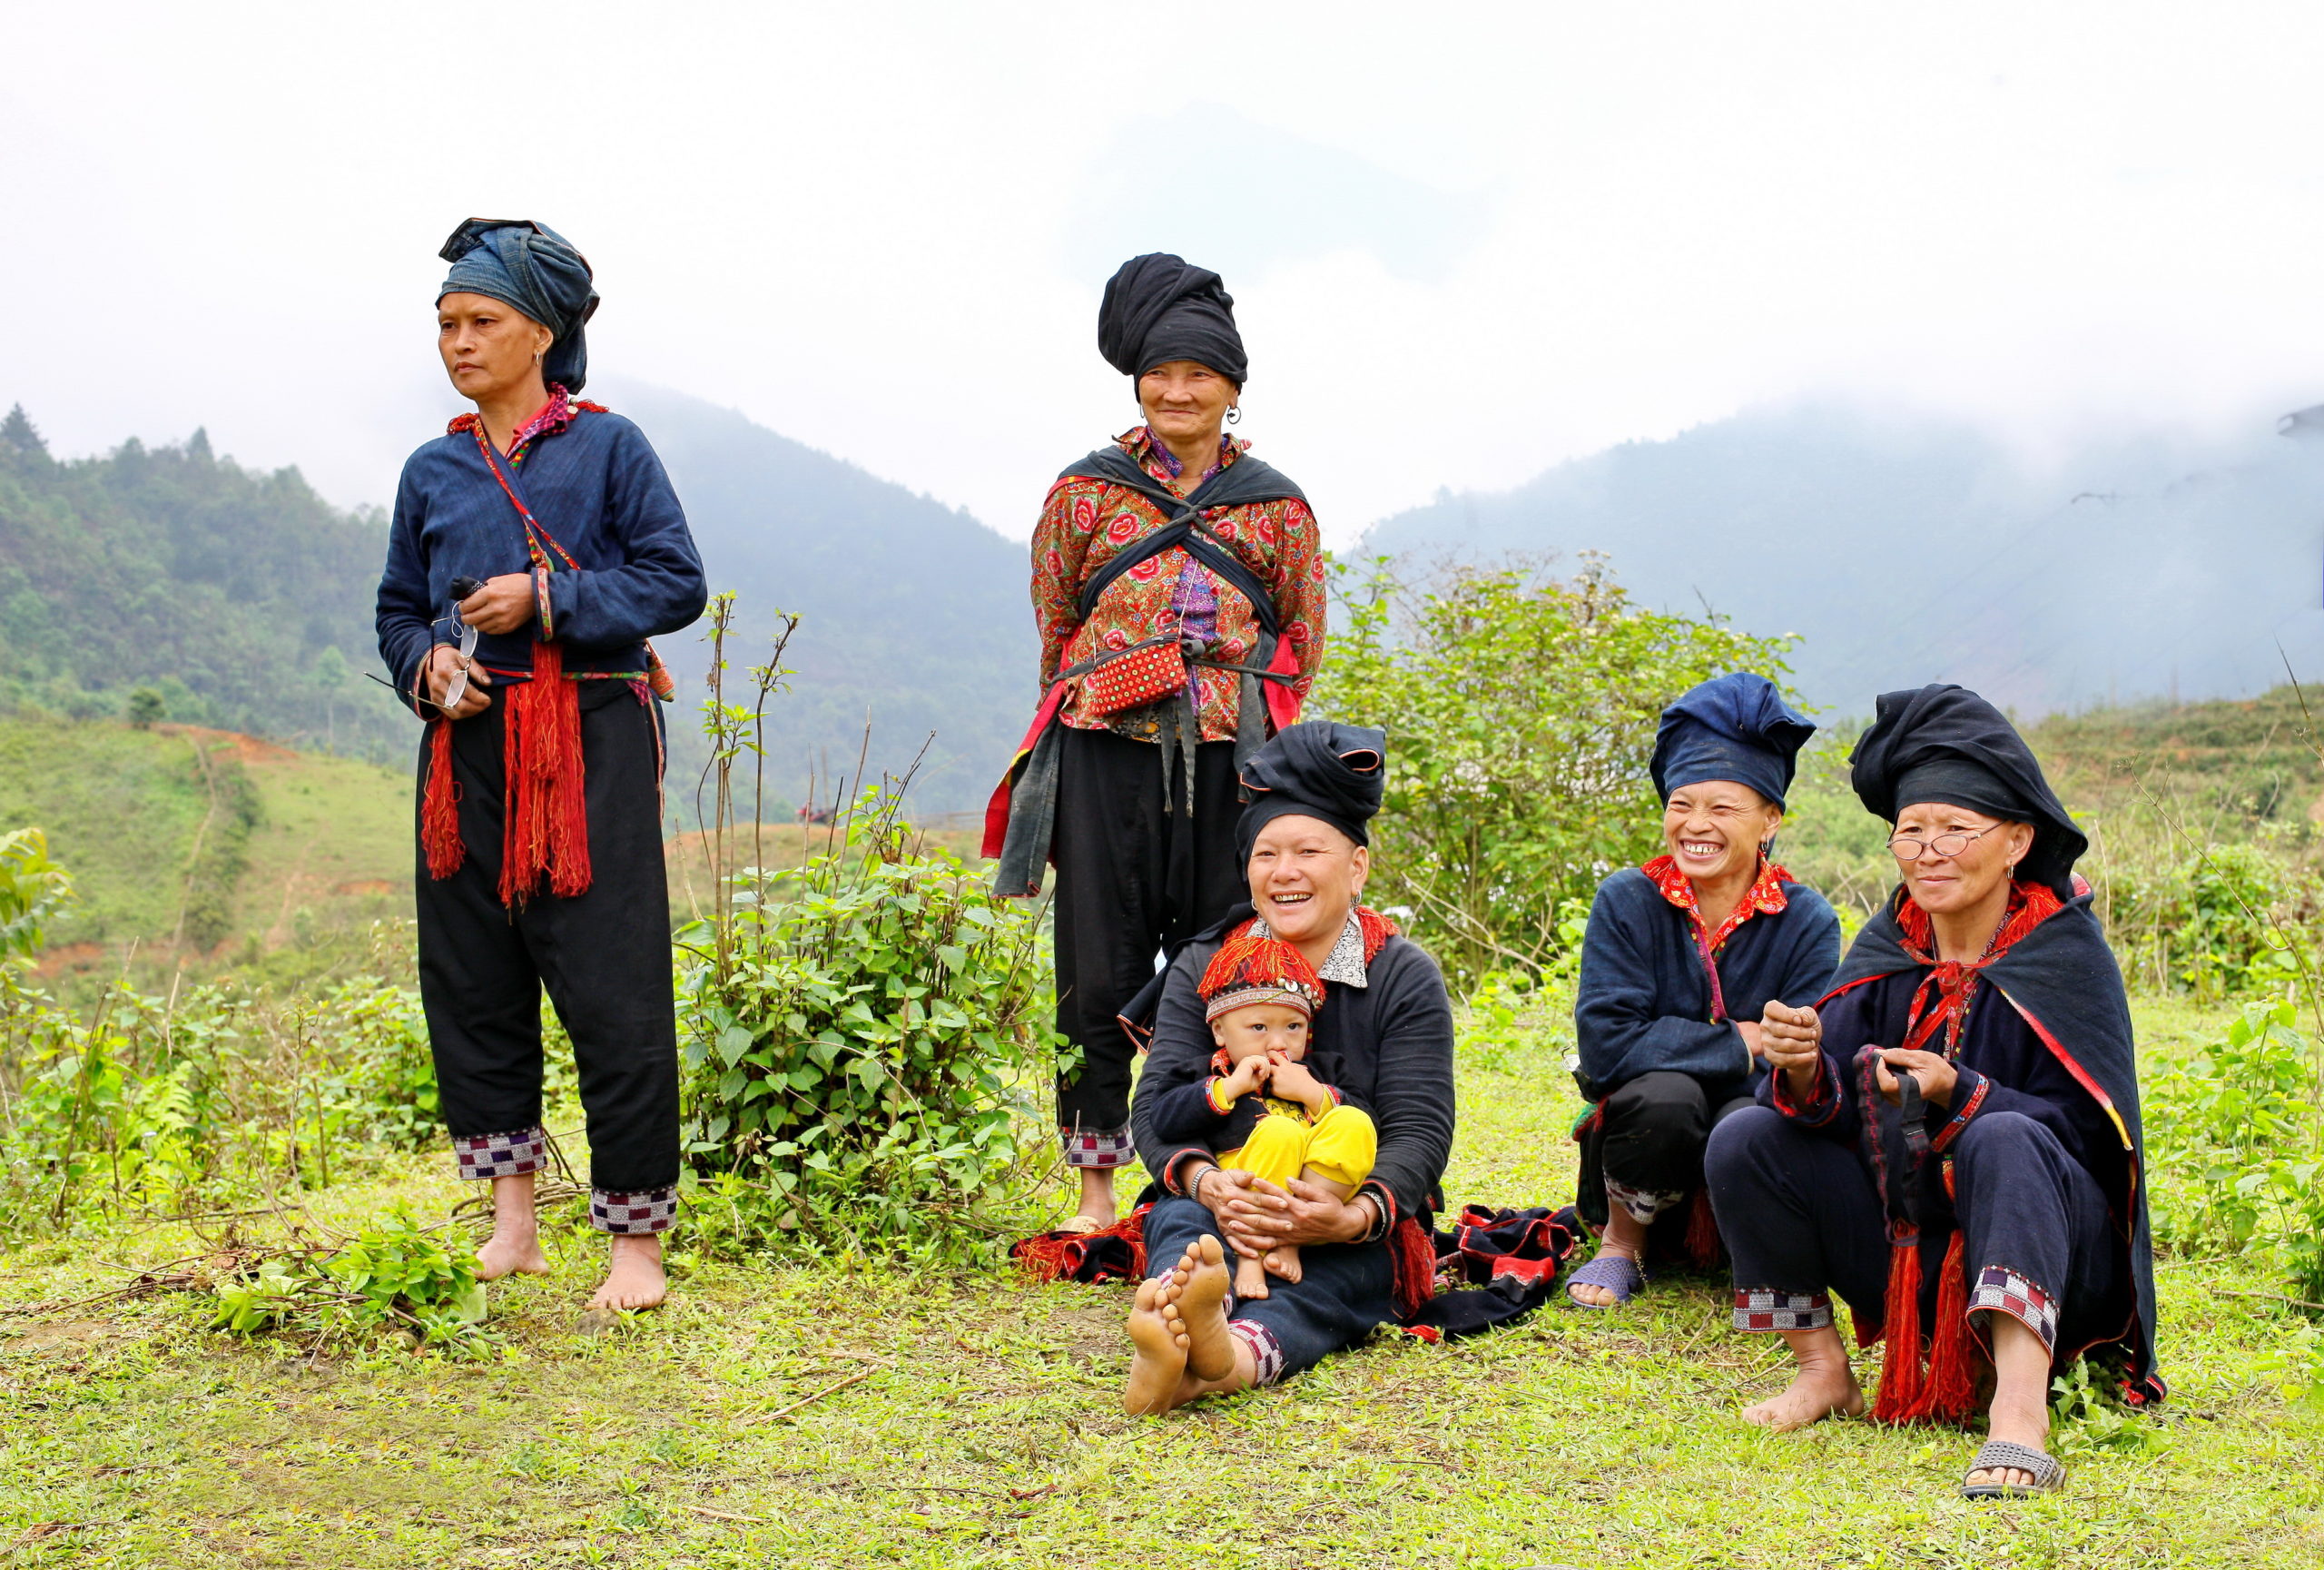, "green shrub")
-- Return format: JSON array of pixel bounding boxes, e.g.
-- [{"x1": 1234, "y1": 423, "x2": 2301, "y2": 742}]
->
[
  {"x1": 675, "y1": 790, "x2": 1061, "y2": 1260},
  {"x1": 1313, "y1": 553, "x2": 1796, "y2": 987},
  {"x1": 211, "y1": 1213, "x2": 491, "y2": 1358}
]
